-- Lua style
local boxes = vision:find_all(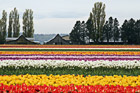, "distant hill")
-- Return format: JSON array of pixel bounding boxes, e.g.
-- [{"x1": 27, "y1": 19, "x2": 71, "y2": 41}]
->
[{"x1": 34, "y1": 34, "x2": 68, "y2": 44}]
